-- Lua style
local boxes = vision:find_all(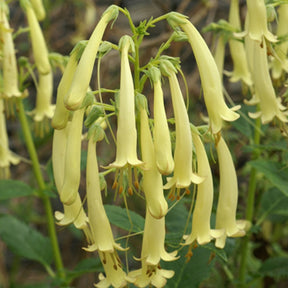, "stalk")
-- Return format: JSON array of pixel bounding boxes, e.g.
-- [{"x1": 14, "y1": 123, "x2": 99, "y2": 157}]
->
[
  {"x1": 16, "y1": 99, "x2": 65, "y2": 281},
  {"x1": 238, "y1": 116, "x2": 261, "y2": 287}
]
